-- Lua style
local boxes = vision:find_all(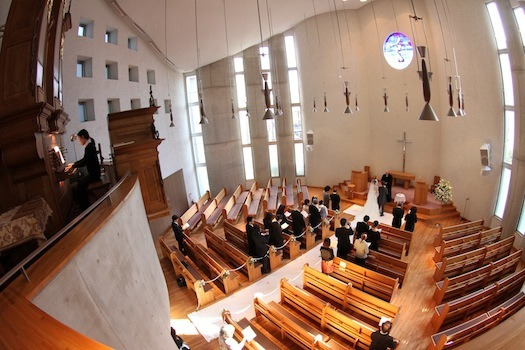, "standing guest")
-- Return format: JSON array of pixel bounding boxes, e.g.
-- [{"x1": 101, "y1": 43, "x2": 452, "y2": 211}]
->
[
  {"x1": 290, "y1": 209, "x2": 306, "y2": 236},
  {"x1": 309, "y1": 198, "x2": 322, "y2": 231},
  {"x1": 253, "y1": 225, "x2": 270, "y2": 273},
  {"x1": 378, "y1": 182, "x2": 388, "y2": 217},
  {"x1": 392, "y1": 203, "x2": 404, "y2": 229},
  {"x1": 370, "y1": 320, "x2": 399, "y2": 350},
  {"x1": 302, "y1": 199, "x2": 311, "y2": 213},
  {"x1": 354, "y1": 233, "x2": 370, "y2": 266},
  {"x1": 404, "y1": 207, "x2": 418, "y2": 232},
  {"x1": 171, "y1": 215, "x2": 185, "y2": 253},
  {"x1": 330, "y1": 189, "x2": 341, "y2": 211},
  {"x1": 72, "y1": 129, "x2": 101, "y2": 210},
  {"x1": 356, "y1": 215, "x2": 370, "y2": 239},
  {"x1": 323, "y1": 186, "x2": 331, "y2": 208},
  {"x1": 367, "y1": 221, "x2": 381, "y2": 251},
  {"x1": 268, "y1": 213, "x2": 284, "y2": 247},
  {"x1": 319, "y1": 200, "x2": 328, "y2": 221},
  {"x1": 246, "y1": 217, "x2": 258, "y2": 257},
  {"x1": 320, "y1": 238, "x2": 335, "y2": 273},
  {"x1": 263, "y1": 211, "x2": 273, "y2": 231},
  {"x1": 218, "y1": 324, "x2": 247, "y2": 350},
  {"x1": 335, "y1": 218, "x2": 353, "y2": 259},
  {"x1": 381, "y1": 171, "x2": 393, "y2": 202}
]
